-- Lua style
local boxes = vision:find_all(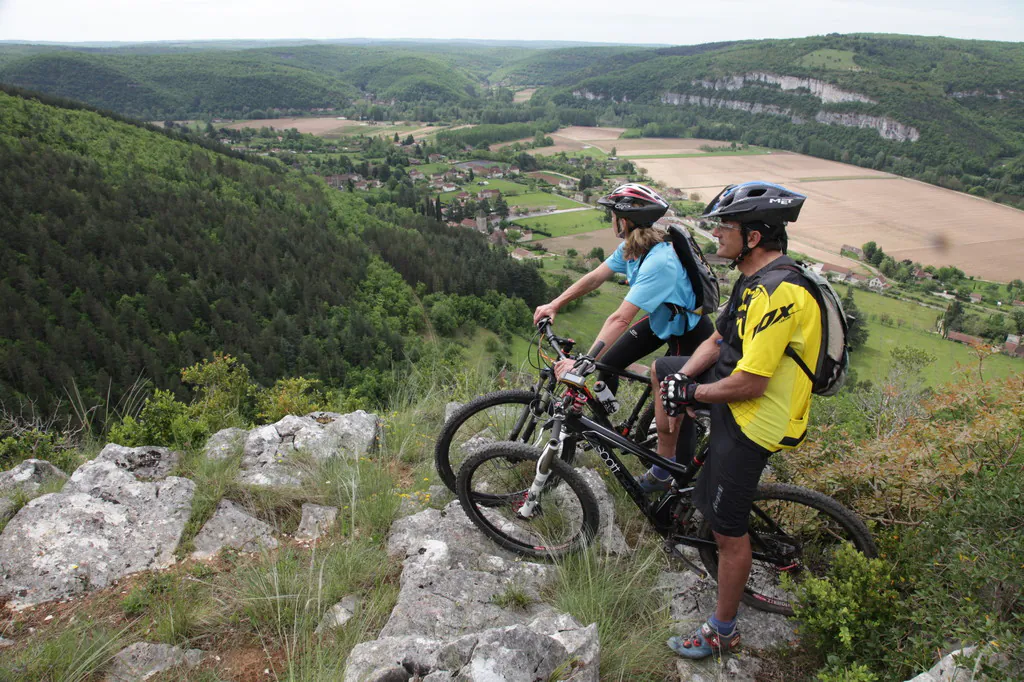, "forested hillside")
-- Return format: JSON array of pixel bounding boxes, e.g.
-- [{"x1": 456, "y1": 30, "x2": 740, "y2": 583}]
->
[
  {"x1": 0, "y1": 88, "x2": 546, "y2": 413},
  {"x1": 1, "y1": 34, "x2": 1020, "y2": 206}
]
